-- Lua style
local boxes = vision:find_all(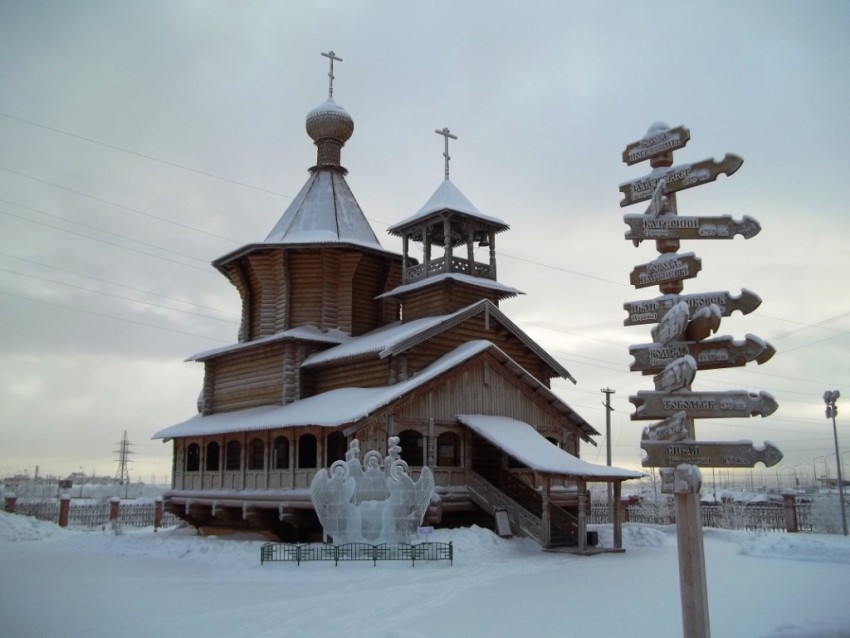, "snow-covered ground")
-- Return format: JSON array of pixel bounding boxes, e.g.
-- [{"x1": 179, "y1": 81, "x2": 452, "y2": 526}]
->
[{"x1": 1, "y1": 512, "x2": 848, "y2": 638}]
